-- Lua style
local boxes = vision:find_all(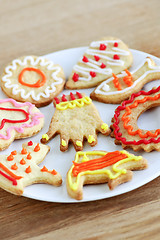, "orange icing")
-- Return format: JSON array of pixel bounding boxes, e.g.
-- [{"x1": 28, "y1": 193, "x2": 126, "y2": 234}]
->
[
  {"x1": 7, "y1": 154, "x2": 14, "y2": 161},
  {"x1": 112, "y1": 73, "x2": 122, "y2": 91},
  {"x1": 21, "y1": 148, "x2": 27, "y2": 154},
  {"x1": 25, "y1": 166, "x2": 31, "y2": 173},
  {"x1": 41, "y1": 166, "x2": 57, "y2": 175},
  {"x1": 123, "y1": 69, "x2": 133, "y2": 87},
  {"x1": 34, "y1": 143, "x2": 40, "y2": 152},
  {"x1": 122, "y1": 93, "x2": 160, "y2": 138},
  {"x1": 0, "y1": 162, "x2": 22, "y2": 179},
  {"x1": 11, "y1": 150, "x2": 17, "y2": 155},
  {"x1": 20, "y1": 158, "x2": 26, "y2": 165},
  {"x1": 18, "y1": 67, "x2": 46, "y2": 88},
  {"x1": 27, "y1": 153, "x2": 32, "y2": 160},
  {"x1": 11, "y1": 163, "x2": 18, "y2": 170},
  {"x1": 72, "y1": 151, "x2": 127, "y2": 177}
]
